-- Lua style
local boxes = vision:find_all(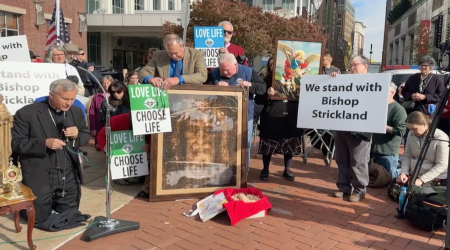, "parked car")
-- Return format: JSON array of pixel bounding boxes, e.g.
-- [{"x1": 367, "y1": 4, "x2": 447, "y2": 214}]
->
[
  {"x1": 383, "y1": 69, "x2": 449, "y2": 87},
  {"x1": 383, "y1": 69, "x2": 450, "y2": 103},
  {"x1": 95, "y1": 65, "x2": 123, "y2": 81}
]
